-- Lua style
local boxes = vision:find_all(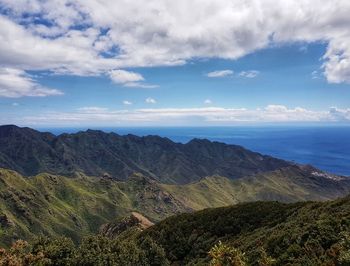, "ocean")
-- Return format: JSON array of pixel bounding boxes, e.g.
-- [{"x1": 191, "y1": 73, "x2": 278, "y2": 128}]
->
[{"x1": 44, "y1": 126, "x2": 350, "y2": 176}]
